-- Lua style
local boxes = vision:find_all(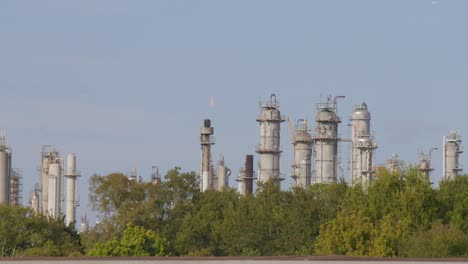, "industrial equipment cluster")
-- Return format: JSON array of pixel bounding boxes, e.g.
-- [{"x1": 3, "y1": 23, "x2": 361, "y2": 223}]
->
[
  {"x1": 199, "y1": 94, "x2": 462, "y2": 195},
  {"x1": 0, "y1": 94, "x2": 463, "y2": 227}
]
